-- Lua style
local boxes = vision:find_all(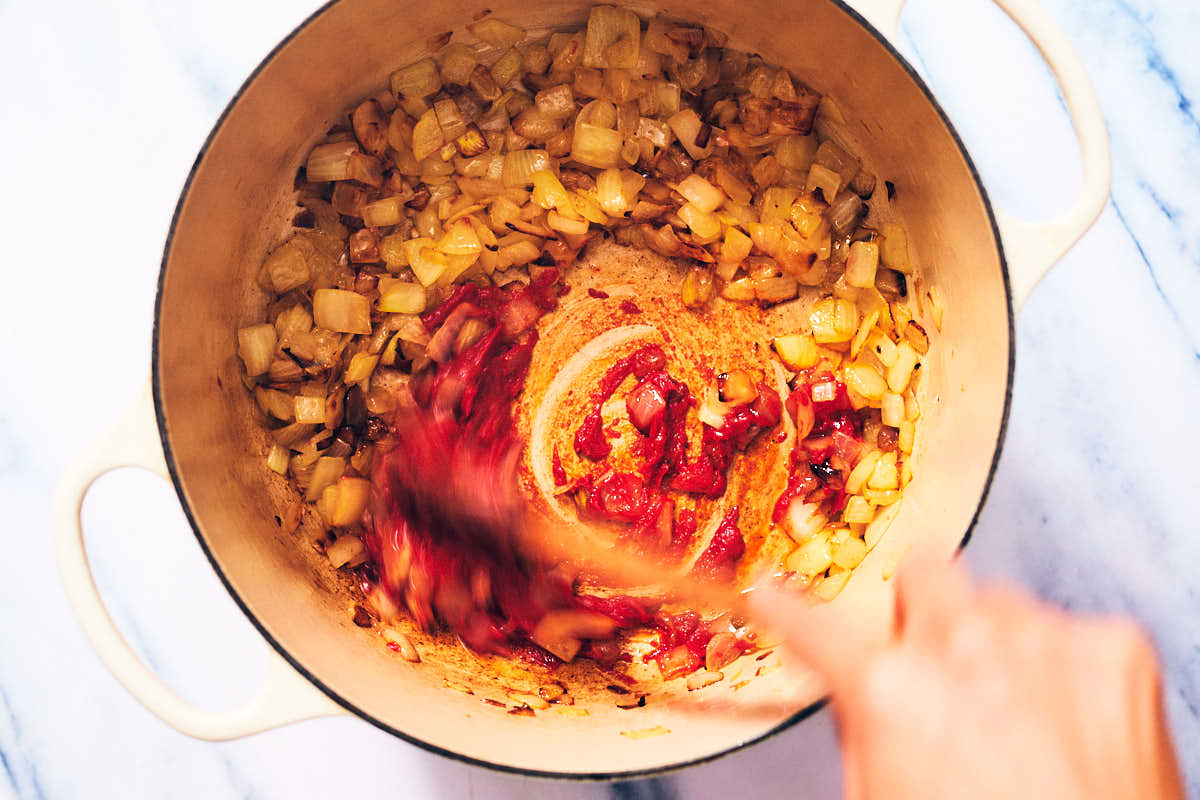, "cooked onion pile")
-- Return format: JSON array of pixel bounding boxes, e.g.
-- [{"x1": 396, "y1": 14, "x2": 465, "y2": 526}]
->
[{"x1": 236, "y1": 5, "x2": 940, "y2": 673}]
